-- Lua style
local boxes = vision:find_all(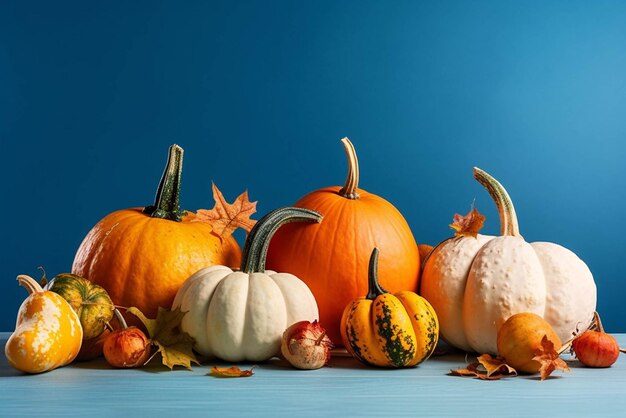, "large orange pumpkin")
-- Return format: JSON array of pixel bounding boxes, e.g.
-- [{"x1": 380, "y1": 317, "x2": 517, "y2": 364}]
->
[
  {"x1": 72, "y1": 145, "x2": 241, "y2": 317},
  {"x1": 266, "y1": 138, "x2": 420, "y2": 345}
]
